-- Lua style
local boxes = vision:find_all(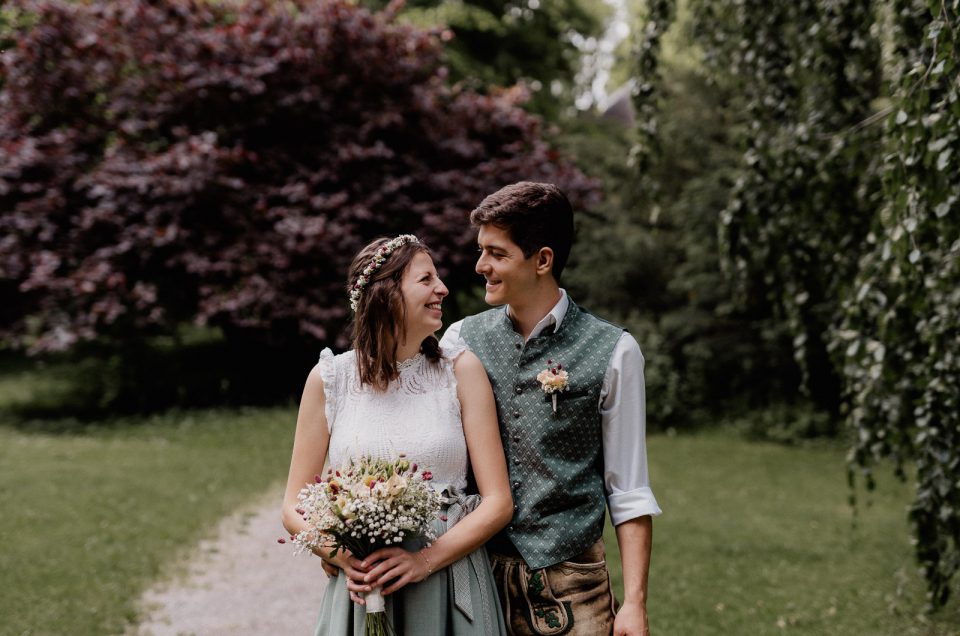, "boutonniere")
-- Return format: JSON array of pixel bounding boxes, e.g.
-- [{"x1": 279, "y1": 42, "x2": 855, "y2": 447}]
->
[{"x1": 537, "y1": 360, "x2": 569, "y2": 413}]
